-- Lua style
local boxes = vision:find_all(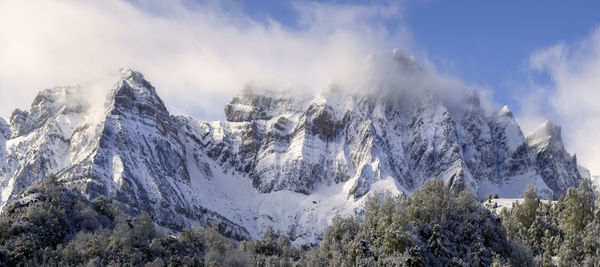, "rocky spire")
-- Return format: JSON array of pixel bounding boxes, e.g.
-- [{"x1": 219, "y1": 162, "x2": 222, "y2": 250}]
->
[
  {"x1": 527, "y1": 120, "x2": 582, "y2": 198},
  {"x1": 8, "y1": 86, "x2": 85, "y2": 138},
  {"x1": 109, "y1": 69, "x2": 169, "y2": 119},
  {"x1": 526, "y1": 120, "x2": 563, "y2": 150}
]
